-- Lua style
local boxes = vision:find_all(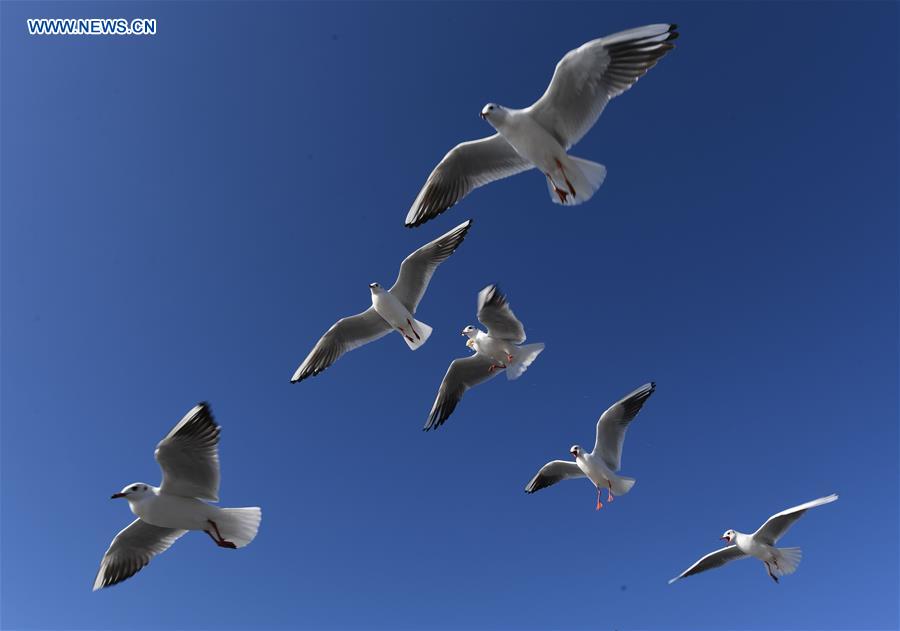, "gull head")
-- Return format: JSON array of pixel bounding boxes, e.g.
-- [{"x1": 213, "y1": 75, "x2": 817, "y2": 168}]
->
[
  {"x1": 461, "y1": 325, "x2": 478, "y2": 339},
  {"x1": 570, "y1": 445, "x2": 582, "y2": 458},
  {"x1": 480, "y1": 103, "x2": 506, "y2": 126},
  {"x1": 111, "y1": 483, "x2": 152, "y2": 500},
  {"x1": 368, "y1": 282, "x2": 384, "y2": 295},
  {"x1": 720, "y1": 529, "x2": 736, "y2": 543}
]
